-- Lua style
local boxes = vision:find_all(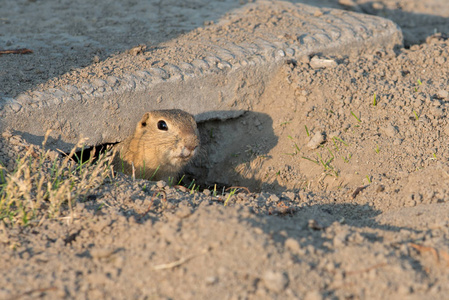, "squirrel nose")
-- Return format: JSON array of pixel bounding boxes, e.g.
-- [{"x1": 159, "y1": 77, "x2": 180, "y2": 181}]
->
[{"x1": 181, "y1": 144, "x2": 198, "y2": 158}]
